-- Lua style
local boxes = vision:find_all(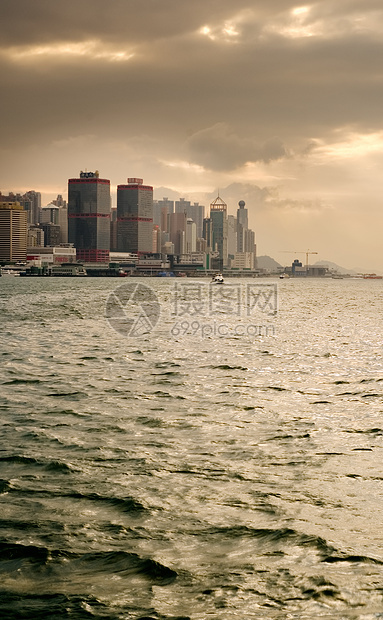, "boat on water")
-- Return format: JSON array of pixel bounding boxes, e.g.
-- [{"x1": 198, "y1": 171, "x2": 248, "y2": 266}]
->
[
  {"x1": 51, "y1": 264, "x2": 87, "y2": 276},
  {"x1": 363, "y1": 274, "x2": 383, "y2": 279},
  {"x1": 212, "y1": 273, "x2": 224, "y2": 284},
  {"x1": 1, "y1": 269, "x2": 20, "y2": 276}
]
